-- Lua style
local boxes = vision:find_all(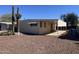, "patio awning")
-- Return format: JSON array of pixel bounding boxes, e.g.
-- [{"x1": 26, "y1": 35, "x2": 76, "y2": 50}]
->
[{"x1": 58, "y1": 20, "x2": 66, "y2": 27}]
